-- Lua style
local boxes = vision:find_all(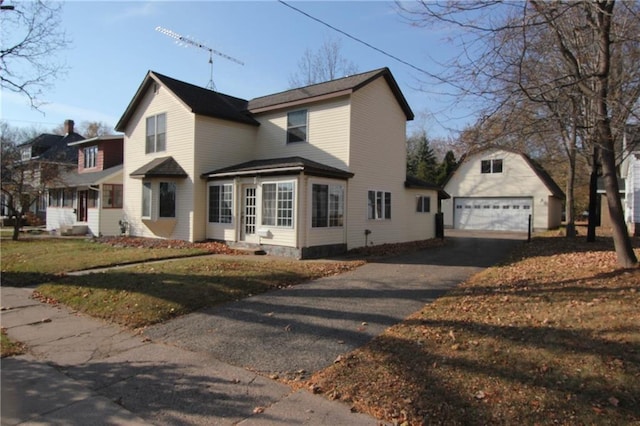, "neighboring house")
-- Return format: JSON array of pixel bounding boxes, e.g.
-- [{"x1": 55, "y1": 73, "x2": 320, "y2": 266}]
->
[
  {"x1": 115, "y1": 68, "x2": 446, "y2": 258},
  {"x1": 619, "y1": 124, "x2": 640, "y2": 236},
  {"x1": 46, "y1": 135, "x2": 124, "y2": 236},
  {"x1": 442, "y1": 147, "x2": 564, "y2": 232},
  {"x1": 14, "y1": 120, "x2": 85, "y2": 222}
]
